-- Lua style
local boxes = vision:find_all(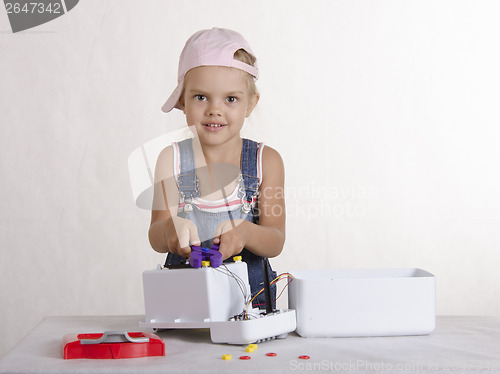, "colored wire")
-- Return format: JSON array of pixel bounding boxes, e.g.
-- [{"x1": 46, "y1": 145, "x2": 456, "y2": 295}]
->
[
  {"x1": 213, "y1": 267, "x2": 295, "y2": 319},
  {"x1": 246, "y1": 273, "x2": 295, "y2": 309}
]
